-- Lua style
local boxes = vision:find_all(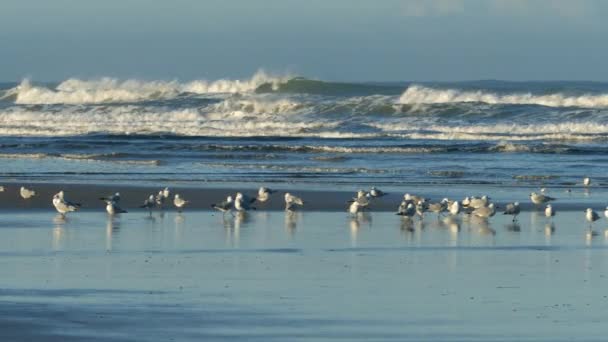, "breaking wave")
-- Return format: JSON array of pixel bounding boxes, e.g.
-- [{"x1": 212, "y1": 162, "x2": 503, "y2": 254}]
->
[
  {"x1": 399, "y1": 85, "x2": 608, "y2": 108},
  {"x1": 2, "y1": 70, "x2": 289, "y2": 105}
]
